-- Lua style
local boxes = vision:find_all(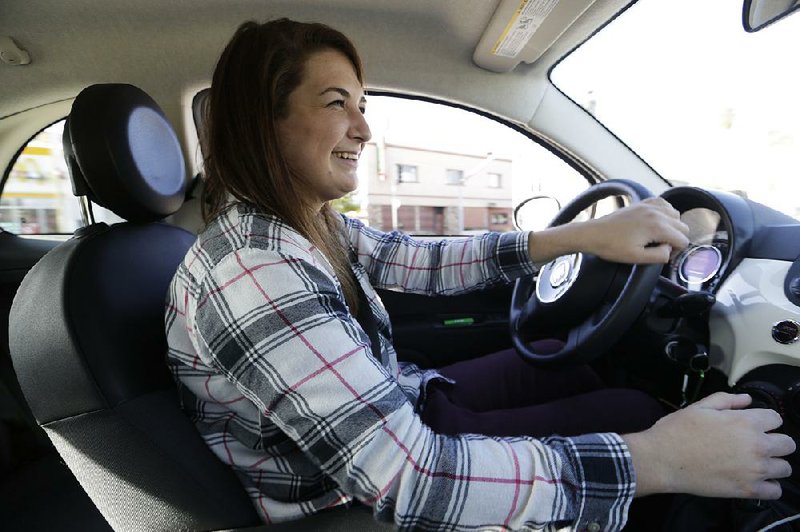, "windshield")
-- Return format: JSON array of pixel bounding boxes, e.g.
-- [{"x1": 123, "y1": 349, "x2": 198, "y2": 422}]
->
[{"x1": 552, "y1": 0, "x2": 800, "y2": 219}]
